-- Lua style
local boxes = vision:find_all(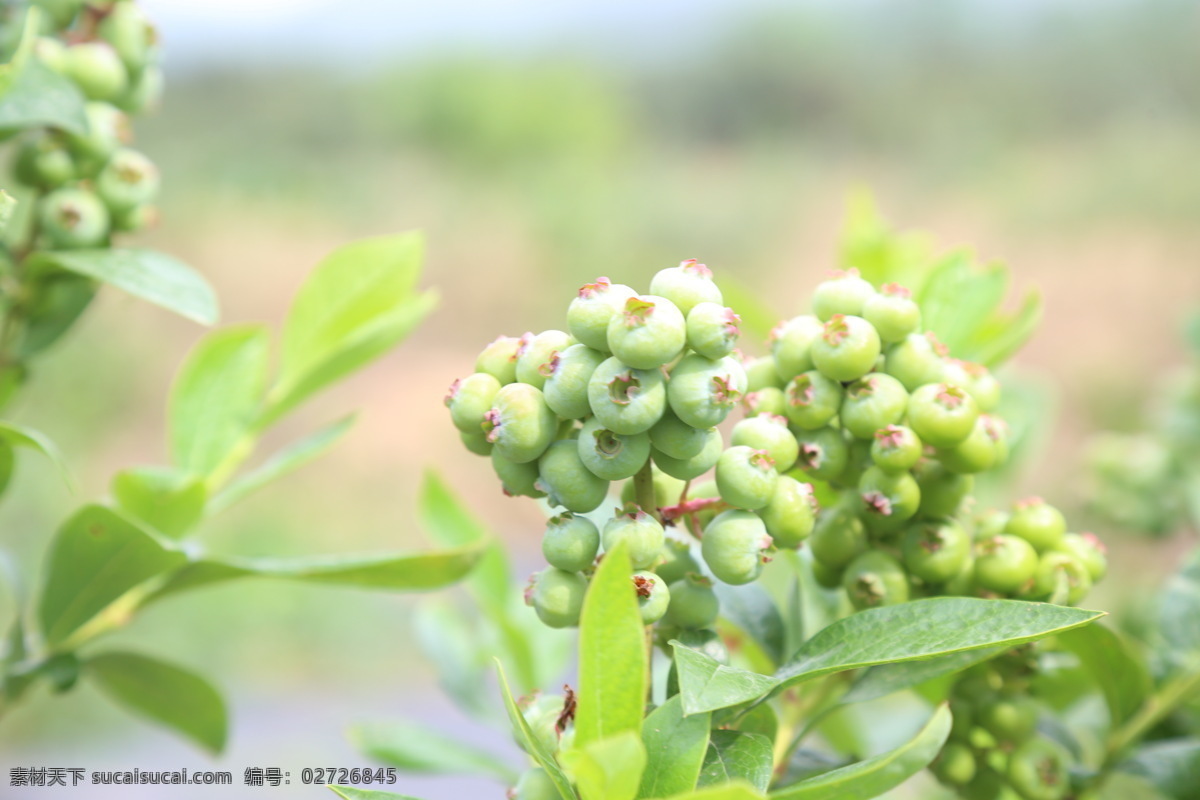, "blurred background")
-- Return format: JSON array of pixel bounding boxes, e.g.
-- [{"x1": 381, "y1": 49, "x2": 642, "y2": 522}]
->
[{"x1": 3, "y1": 0, "x2": 1199, "y2": 796}]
